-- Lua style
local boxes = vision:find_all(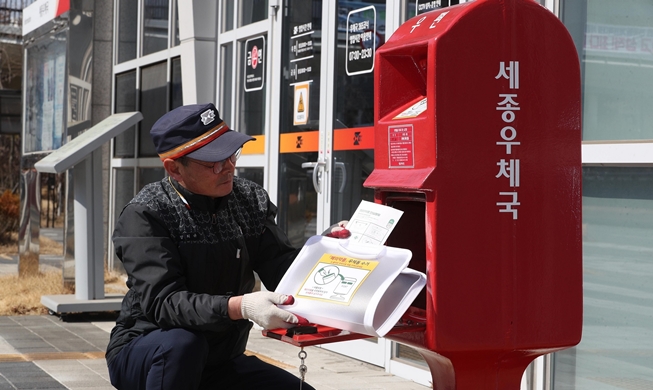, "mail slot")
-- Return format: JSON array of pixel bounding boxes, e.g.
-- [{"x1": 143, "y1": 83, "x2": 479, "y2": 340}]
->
[{"x1": 363, "y1": 0, "x2": 583, "y2": 388}]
